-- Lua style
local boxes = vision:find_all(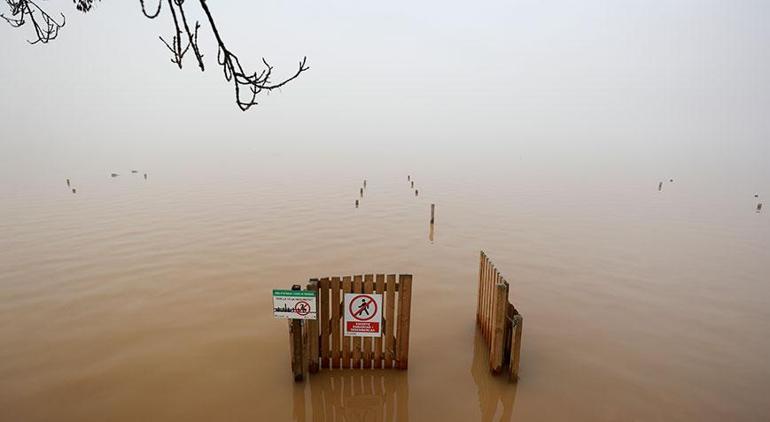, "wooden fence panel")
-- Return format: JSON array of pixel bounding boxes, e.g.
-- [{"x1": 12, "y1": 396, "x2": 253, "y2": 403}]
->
[
  {"x1": 476, "y1": 251, "x2": 524, "y2": 381},
  {"x1": 288, "y1": 273, "x2": 413, "y2": 381}
]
